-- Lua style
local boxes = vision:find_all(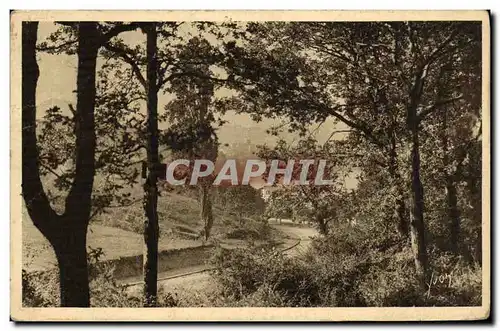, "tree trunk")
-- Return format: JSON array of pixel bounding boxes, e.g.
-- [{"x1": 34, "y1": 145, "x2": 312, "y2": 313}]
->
[
  {"x1": 22, "y1": 22, "x2": 99, "y2": 307},
  {"x1": 64, "y1": 23, "x2": 99, "y2": 218},
  {"x1": 22, "y1": 21, "x2": 57, "y2": 238},
  {"x1": 53, "y1": 223, "x2": 90, "y2": 307},
  {"x1": 200, "y1": 182, "x2": 214, "y2": 240},
  {"x1": 143, "y1": 22, "x2": 160, "y2": 307},
  {"x1": 408, "y1": 130, "x2": 428, "y2": 283},
  {"x1": 317, "y1": 215, "x2": 329, "y2": 236},
  {"x1": 58, "y1": 22, "x2": 99, "y2": 307},
  {"x1": 440, "y1": 101, "x2": 461, "y2": 256},
  {"x1": 406, "y1": 69, "x2": 429, "y2": 285}
]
